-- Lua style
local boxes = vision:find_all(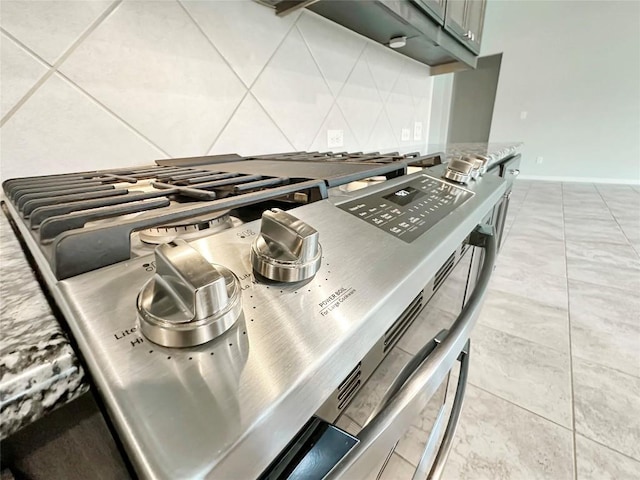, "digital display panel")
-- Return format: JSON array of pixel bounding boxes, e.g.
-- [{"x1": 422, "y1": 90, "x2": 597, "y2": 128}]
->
[{"x1": 383, "y1": 186, "x2": 425, "y2": 206}]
